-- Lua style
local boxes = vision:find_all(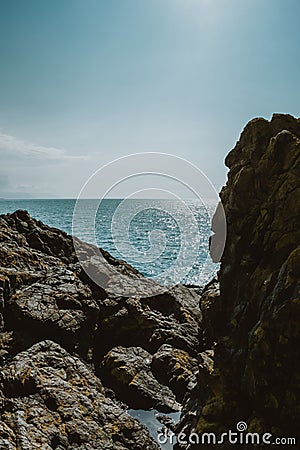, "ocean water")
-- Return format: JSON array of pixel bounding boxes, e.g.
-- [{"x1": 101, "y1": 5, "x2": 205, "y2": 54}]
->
[
  {"x1": 127, "y1": 409, "x2": 180, "y2": 449},
  {"x1": 0, "y1": 198, "x2": 218, "y2": 286}
]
